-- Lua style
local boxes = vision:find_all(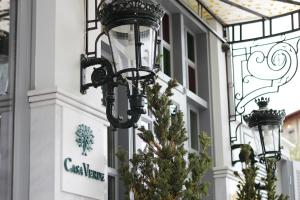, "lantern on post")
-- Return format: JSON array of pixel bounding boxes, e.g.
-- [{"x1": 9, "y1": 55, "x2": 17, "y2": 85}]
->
[
  {"x1": 243, "y1": 97, "x2": 286, "y2": 165},
  {"x1": 80, "y1": 0, "x2": 165, "y2": 129}
]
